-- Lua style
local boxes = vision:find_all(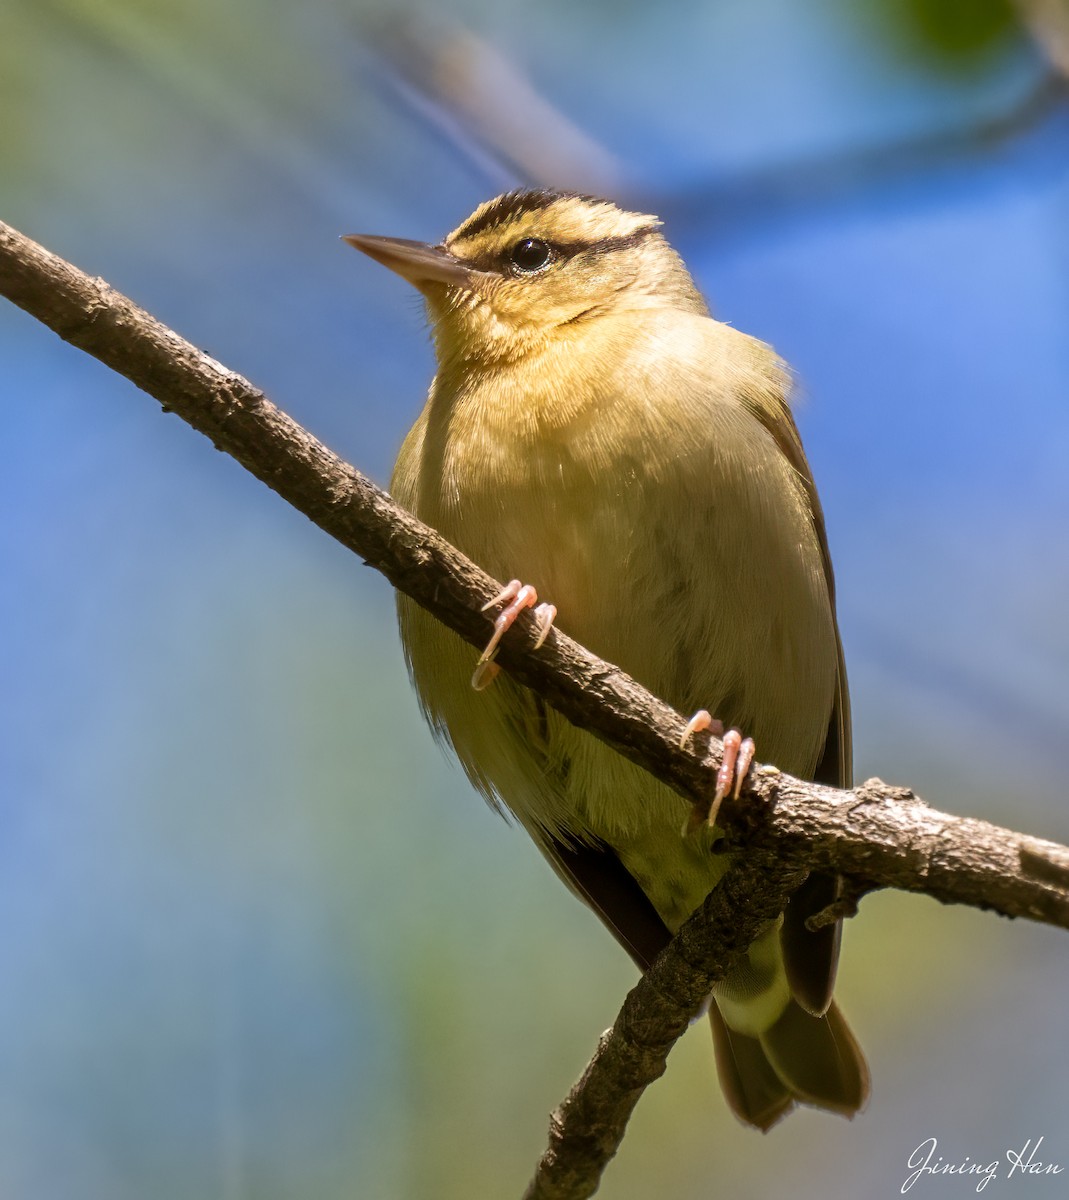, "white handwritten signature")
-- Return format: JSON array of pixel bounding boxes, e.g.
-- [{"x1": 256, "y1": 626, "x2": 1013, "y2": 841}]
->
[{"x1": 902, "y1": 1137, "x2": 1063, "y2": 1193}]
